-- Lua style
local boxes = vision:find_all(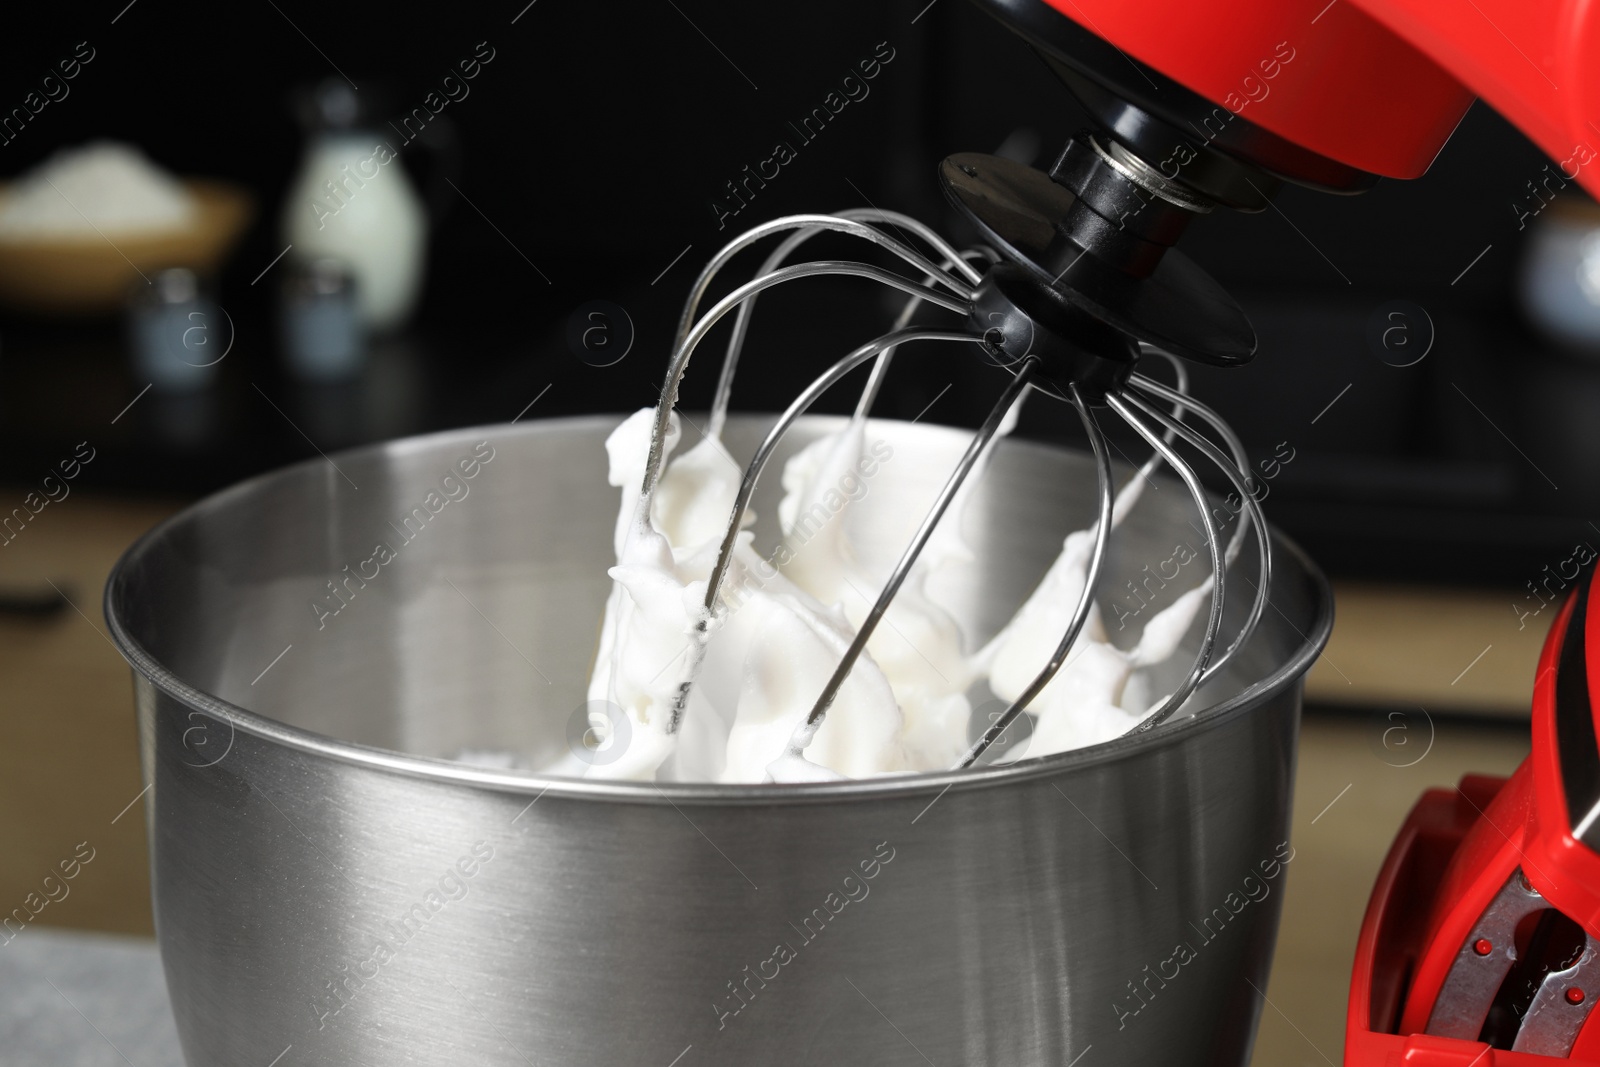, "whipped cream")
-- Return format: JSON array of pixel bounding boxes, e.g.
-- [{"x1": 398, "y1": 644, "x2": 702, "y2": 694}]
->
[{"x1": 572, "y1": 408, "x2": 1215, "y2": 782}]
